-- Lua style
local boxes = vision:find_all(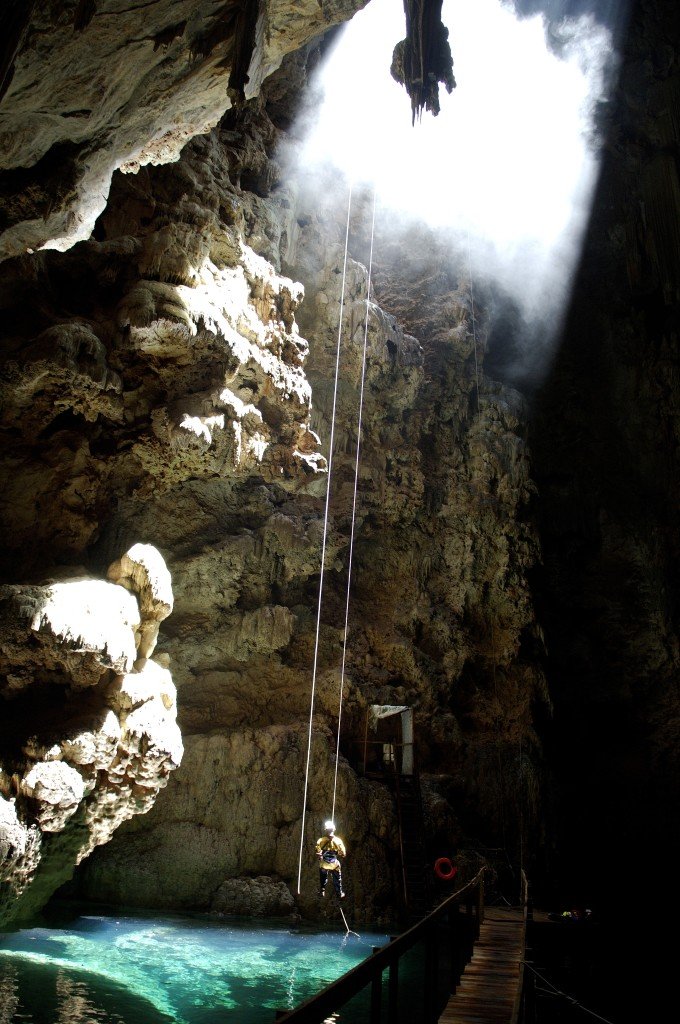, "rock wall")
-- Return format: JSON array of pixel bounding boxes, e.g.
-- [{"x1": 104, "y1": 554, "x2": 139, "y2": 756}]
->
[
  {"x1": 0, "y1": 0, "x2": 368, "y2": 259},
  {"x1": 0, "y1": 543, "x2": 182, "y2": 925},
  {"x1": 527, "y1": 0, "x2": 680, "y2": 912},
  {"x1": 1, "y1": 20, "x2": 547, "y2": 925},
  {"x1": 3, "y1": 0, "x2": 676, "y2": 930},
  {"x1": 60, "y1": 69, "x2": 545, "y2": 920}
]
